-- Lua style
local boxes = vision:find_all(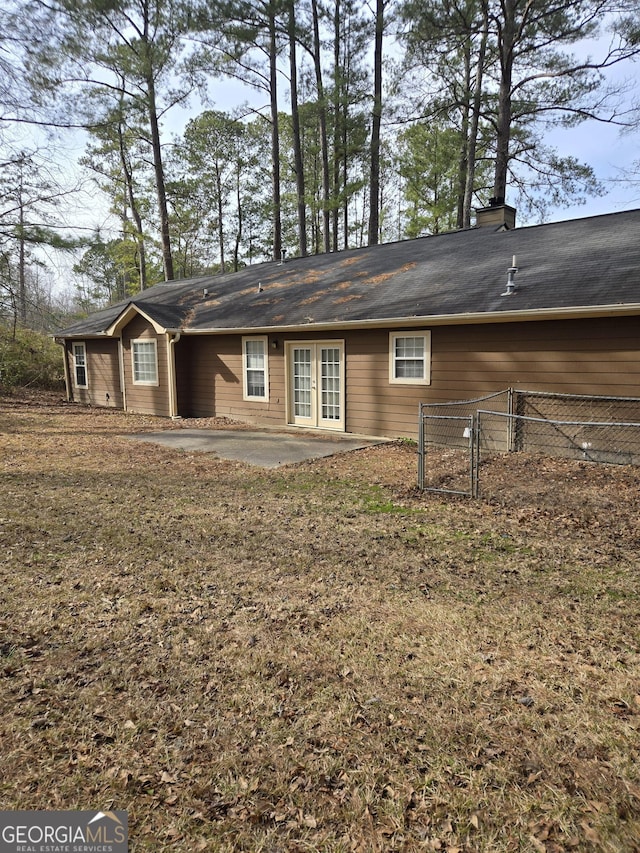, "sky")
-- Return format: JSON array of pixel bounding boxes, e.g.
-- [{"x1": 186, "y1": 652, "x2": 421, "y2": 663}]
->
[
  {"x1": 541, "y1": 51, "x2": 640, "y2": 224},
  {"x1": 545, "y1": 118, "x2": 639, "y2": 222}
]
